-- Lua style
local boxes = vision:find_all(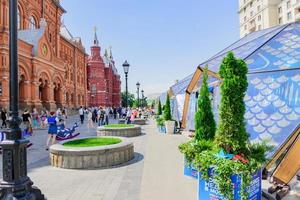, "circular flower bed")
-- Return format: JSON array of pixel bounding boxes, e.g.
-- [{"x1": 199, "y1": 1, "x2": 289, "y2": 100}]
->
[
  {"x1": 63, "y1": 137, "x2": 122, "y2": 147},
  {"x1": 97, "y1": 124, "x2": 142, "y2": 137},
  {"x1": 50, "y1": 137, "x2": 134, "y2": 169}
]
